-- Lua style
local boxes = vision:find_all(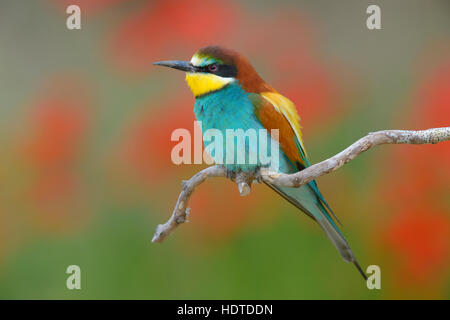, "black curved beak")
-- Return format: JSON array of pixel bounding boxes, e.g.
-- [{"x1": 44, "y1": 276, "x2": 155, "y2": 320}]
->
[{"x1": 152, "y1": 60, "x2": 196, "y2": 72}]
